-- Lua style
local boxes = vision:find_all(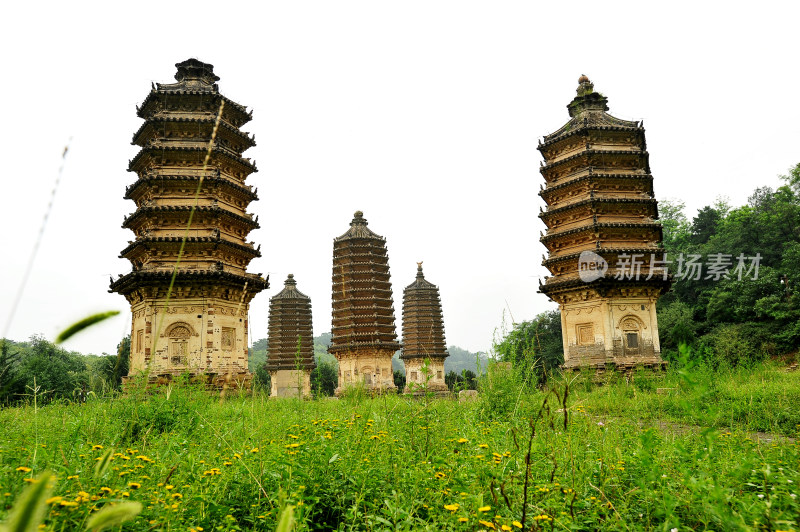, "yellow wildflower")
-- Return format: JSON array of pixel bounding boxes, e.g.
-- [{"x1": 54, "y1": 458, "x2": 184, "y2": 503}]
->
[
  {"x1": 15, "y1": 467, "x2": 32, "y2": 473},
  {"x1": 479, "y1": 506, "x2": 491, "y2": 512},
  {"x1": 444, "y1": 503, "x2": 459, "y2": 512},
  {"x1": 479, "y1": 520, "x2": 495, "y2": 529},
  {"x1": 512, "y1": 521, "x2": 523, "y2": 529}
]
